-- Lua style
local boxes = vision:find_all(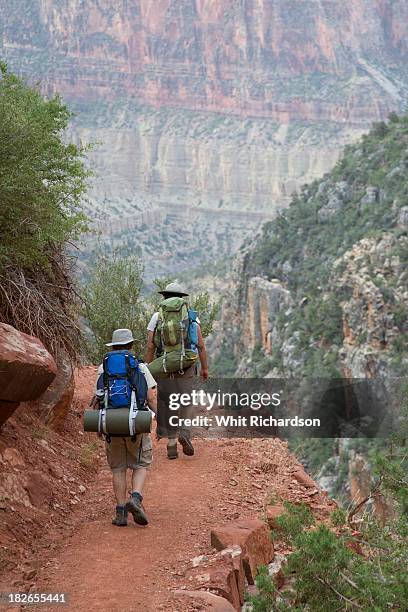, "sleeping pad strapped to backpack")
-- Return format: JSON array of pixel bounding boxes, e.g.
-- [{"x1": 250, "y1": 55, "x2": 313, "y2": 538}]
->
[
  {"x1": 88, "y1": 350, "x2": 151, "y2": 439},
  {"x1": 148, "y1": 296, "x2": 199, "y2": 377}
]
